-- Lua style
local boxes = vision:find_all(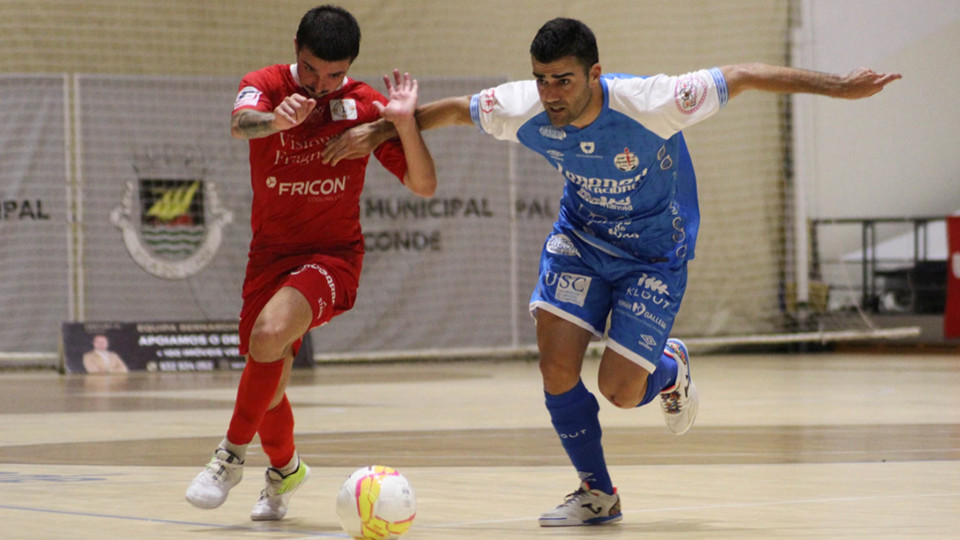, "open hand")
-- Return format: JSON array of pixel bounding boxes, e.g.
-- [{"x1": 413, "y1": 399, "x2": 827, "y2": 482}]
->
[{"x1": 374, "y1": 69, "x2": 418, "y2": 127}]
